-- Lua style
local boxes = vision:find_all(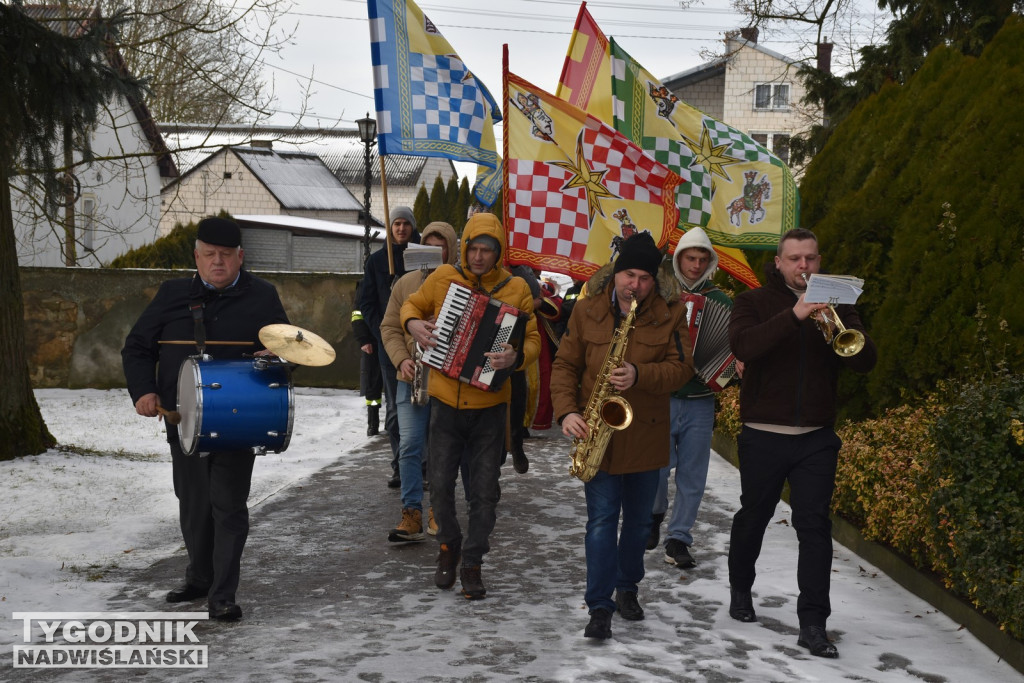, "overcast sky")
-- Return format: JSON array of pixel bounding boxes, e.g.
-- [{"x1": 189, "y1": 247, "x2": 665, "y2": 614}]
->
[{"x1": 261, "y1": 0, "x2": 889, "y2": 131}]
